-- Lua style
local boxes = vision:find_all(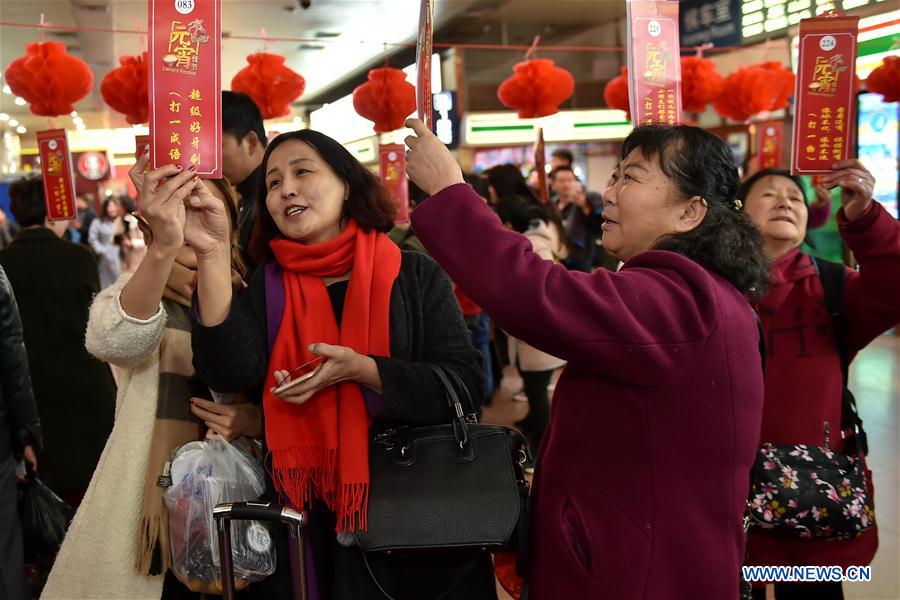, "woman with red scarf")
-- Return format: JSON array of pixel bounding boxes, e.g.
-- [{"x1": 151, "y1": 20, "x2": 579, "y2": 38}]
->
[{"x1": 188, "y1": 130, "x2": 494, "y2": 600}]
